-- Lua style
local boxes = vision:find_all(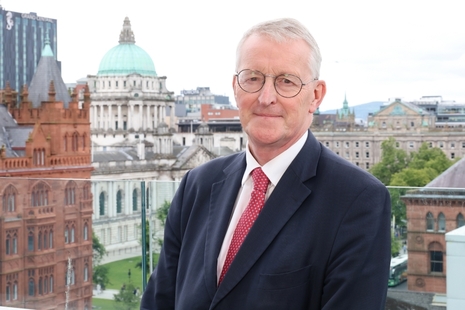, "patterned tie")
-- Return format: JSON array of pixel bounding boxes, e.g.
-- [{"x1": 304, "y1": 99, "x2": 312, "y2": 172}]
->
[{"x1": 219, "y1": 167, "x2": 270, "y2": 284}]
